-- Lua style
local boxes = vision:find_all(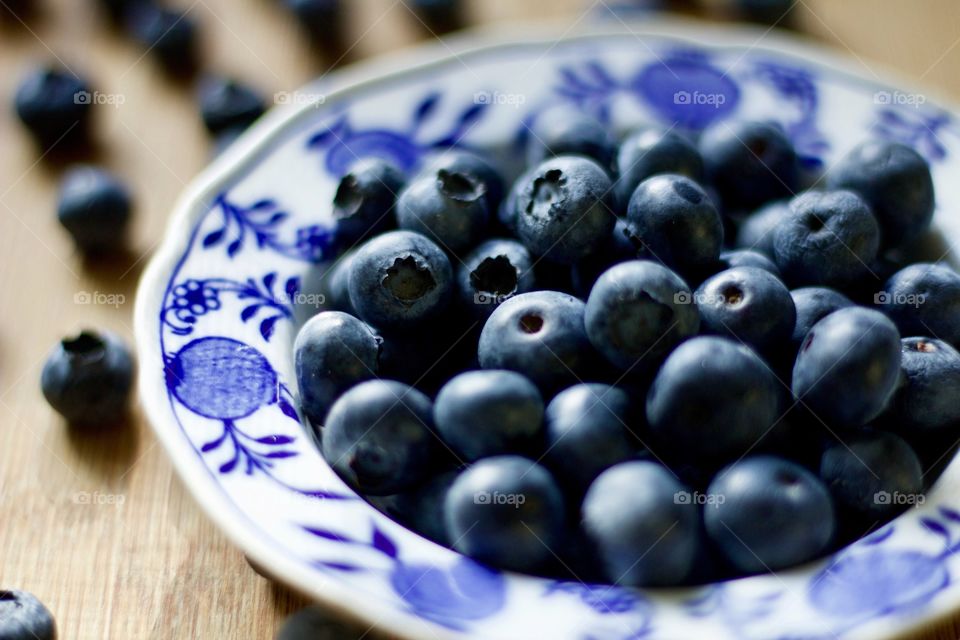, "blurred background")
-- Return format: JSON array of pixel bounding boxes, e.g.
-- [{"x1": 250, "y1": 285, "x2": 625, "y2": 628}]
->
[{"x1": 2, "y1": 0, "x2": 960, "y2": 638}]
